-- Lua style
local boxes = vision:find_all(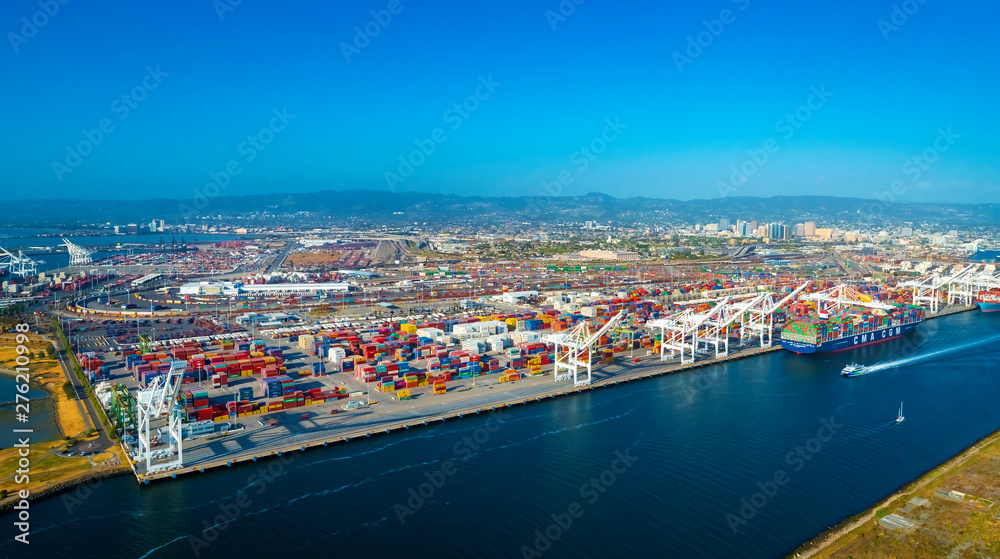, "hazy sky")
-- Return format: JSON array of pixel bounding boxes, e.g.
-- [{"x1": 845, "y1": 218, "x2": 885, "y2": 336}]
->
[{"x1": 3, "y1": 0, "x2": 998, "y2": 202}]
